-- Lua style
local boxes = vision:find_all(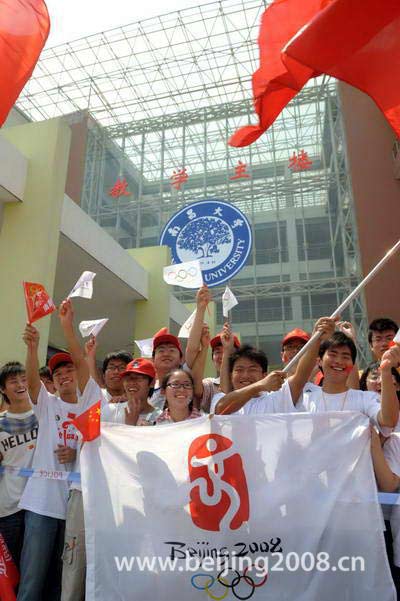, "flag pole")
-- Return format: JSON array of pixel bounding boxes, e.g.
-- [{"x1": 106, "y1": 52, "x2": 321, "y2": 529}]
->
[{"x1": 283, "y1": 239, "x2": 400, "y2": 374}]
